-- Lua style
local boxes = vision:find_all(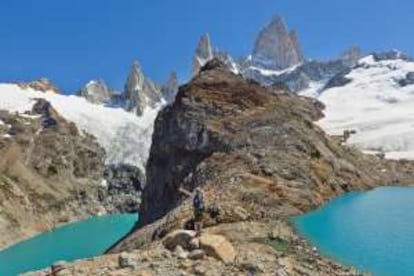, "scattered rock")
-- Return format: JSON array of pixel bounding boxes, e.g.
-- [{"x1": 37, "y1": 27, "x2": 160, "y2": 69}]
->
[
  {"x1": 163, "y1": 230, "x2": 197, "y2": 251},
  {"x1": 193, "y1": 264, "x2": 207, "y2": 275},
  {"x1": 174, "y1": 245, "x2": 189, "y2": 259},
  {"x1": 199, "y1": 234, "x2": 236, "y2": 264},
  {"x1": 188, "y1": 249, "x2": 206, "y2": 260},
  {"x1": 189, "y1": 238, "x2": 200, "y2": 250},
  {"x1": 118, "y1": 252, "x2": 133, "y2": 268}
]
